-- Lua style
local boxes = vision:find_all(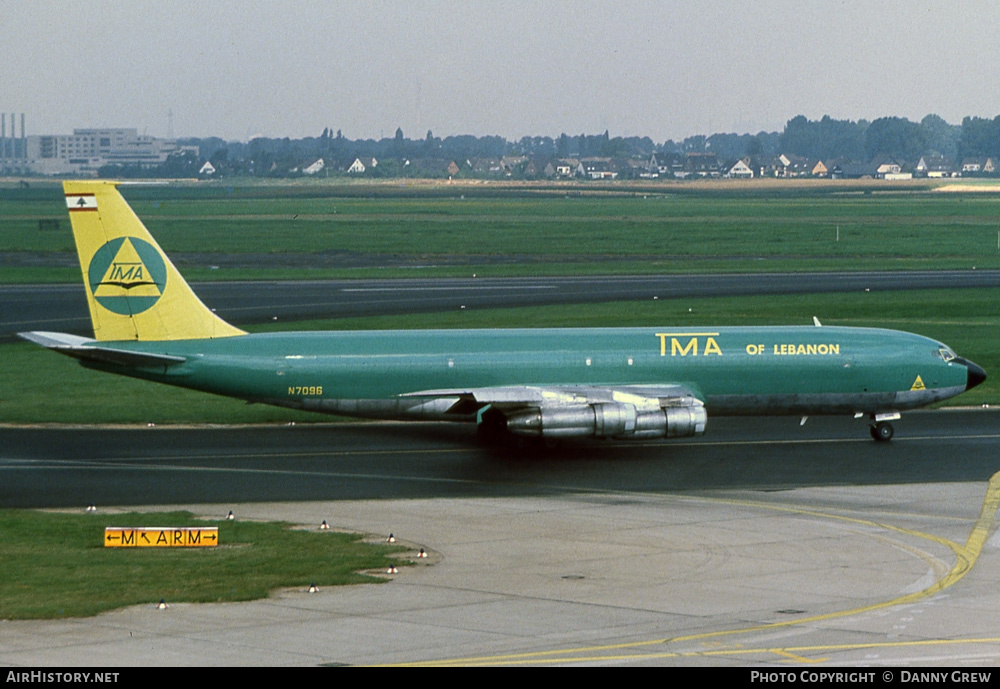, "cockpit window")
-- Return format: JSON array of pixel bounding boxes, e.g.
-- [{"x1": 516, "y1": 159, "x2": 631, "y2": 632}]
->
[{"x1": 935, "y1": 346, "x2": 956, "y2": 362}]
